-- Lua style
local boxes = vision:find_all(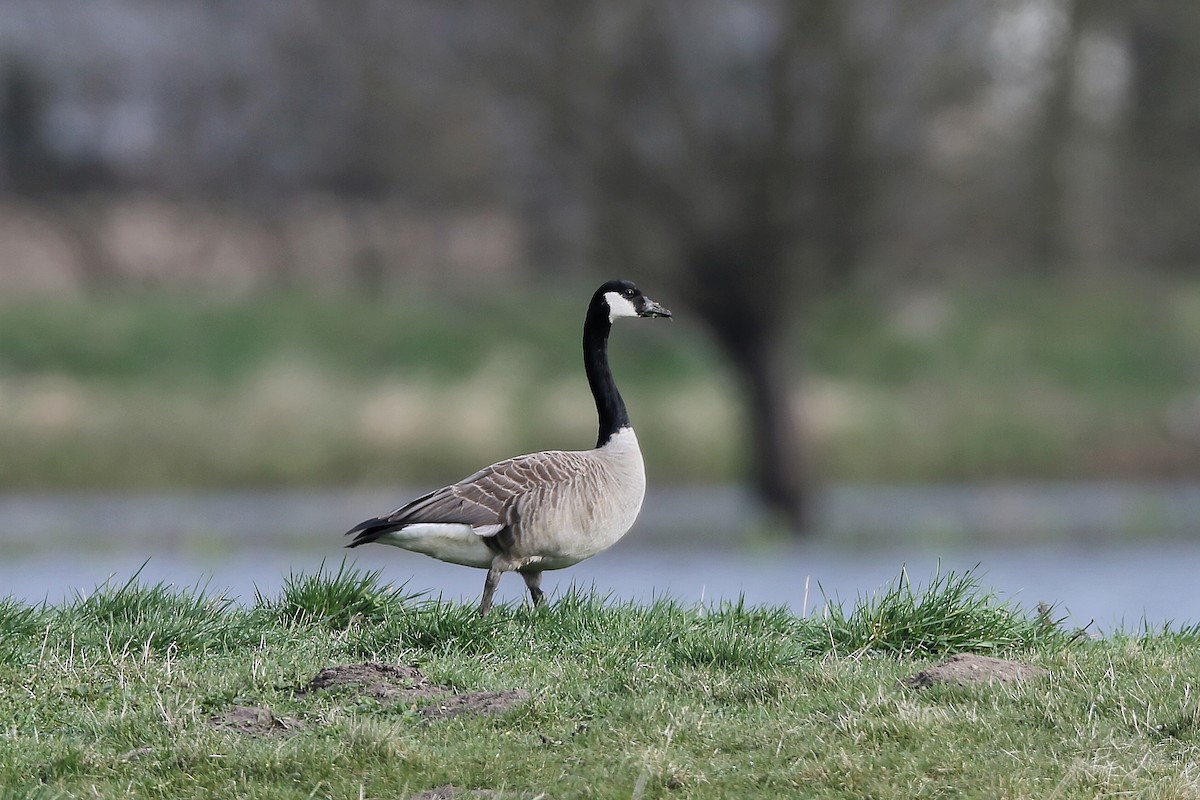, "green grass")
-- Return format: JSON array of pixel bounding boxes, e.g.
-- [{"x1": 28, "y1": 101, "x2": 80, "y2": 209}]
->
[
  {"x1": 3, "y1": 274, "x2": 1200, "y2": 487},
  {"x1": 2, "y1": 565, "x2": 1199, "y2": 798},
  {"x1": 0, "y1": 287, "x2": 736, "y2": 488}
]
